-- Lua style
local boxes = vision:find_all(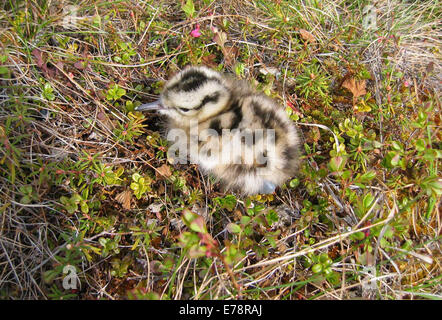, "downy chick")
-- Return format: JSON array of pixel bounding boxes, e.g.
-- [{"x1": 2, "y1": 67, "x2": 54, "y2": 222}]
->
[{"x1": 136, "y1": 66, "x2": 301, "y2": 195}]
